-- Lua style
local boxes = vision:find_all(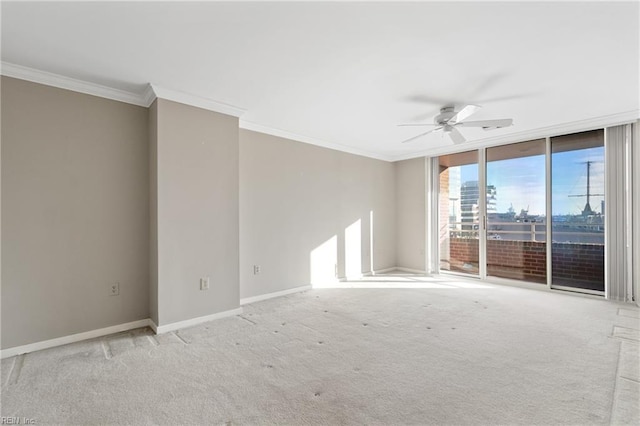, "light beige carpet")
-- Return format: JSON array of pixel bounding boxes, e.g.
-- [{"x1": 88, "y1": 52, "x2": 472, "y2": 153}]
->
[{"x1": 1, "y1": 275, "x2": 639, "y2": 425}]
